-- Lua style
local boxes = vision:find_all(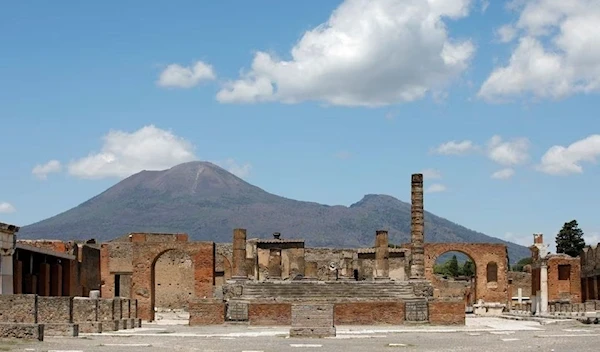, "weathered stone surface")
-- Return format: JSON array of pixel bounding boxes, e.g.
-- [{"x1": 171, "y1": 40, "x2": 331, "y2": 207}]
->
[
  {"x1": 232, "y1": 228, "x2": 247, "y2": 279},
  {"x1": 226, "y1": 300, "x2": 248, "y2": 321},
  {"x1": 98, "y1": 299, "x2": 114, "y2": 321},
  {"x1": 410, "y1": 173, "x2": 425, "y2": 278},
  {"x1": 77, "y1": 321, "x2": 102, "y2": 333},
  {"x1": 0, "y1": 323, "x2": 43, "y2": 341},
  {"x1": 289, "y1": 327, "x2": 336, "y2": 338},
  {"x1": 375, "y1": 230, "x2": 389, "y2": 279},
  {"x1": 37, "y1": 296, "x2": 72, "y2": 323},
  {"x1": 0, "y1": 294, "x2": 37, "y2": 323},
  {"x1": 72, "y1": 297, "x2": 98, "y2": 322},
  {"x1": 44, "y1": 323, "x2": 79, "y2": 337},
  {"x1": 189, "y1": 299, "x2": 225, "y2": 325}
]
